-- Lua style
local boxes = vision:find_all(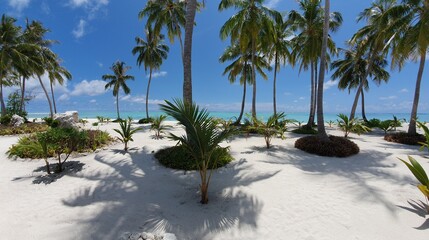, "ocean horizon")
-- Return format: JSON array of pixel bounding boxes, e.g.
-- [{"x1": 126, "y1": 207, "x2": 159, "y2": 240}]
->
[{"x1": 28, "y1": 111, "x2": 429, "y2": 123}]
